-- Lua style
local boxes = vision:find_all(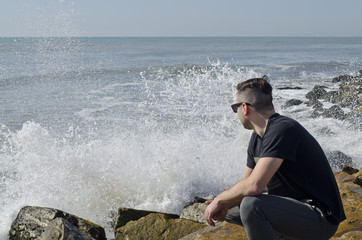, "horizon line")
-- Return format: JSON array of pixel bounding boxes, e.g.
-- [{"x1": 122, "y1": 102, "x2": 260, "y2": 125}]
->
[{"x1": 1, "y1": 35, "x2": 362, "y2": 38}]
